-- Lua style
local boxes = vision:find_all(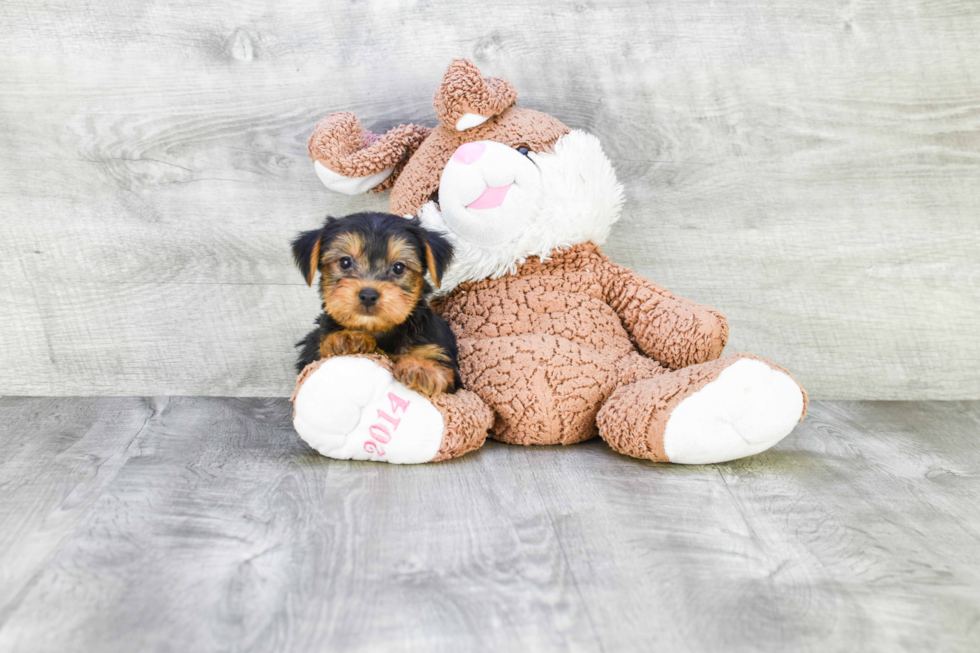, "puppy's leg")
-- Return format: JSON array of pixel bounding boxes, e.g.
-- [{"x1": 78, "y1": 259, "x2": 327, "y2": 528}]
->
[
  {"x1": 320, "y1": 330, "x2": 377, "y2": 358},
  {"x1": 393, "y1": 345, "x2": 456, "y2": 396}
]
